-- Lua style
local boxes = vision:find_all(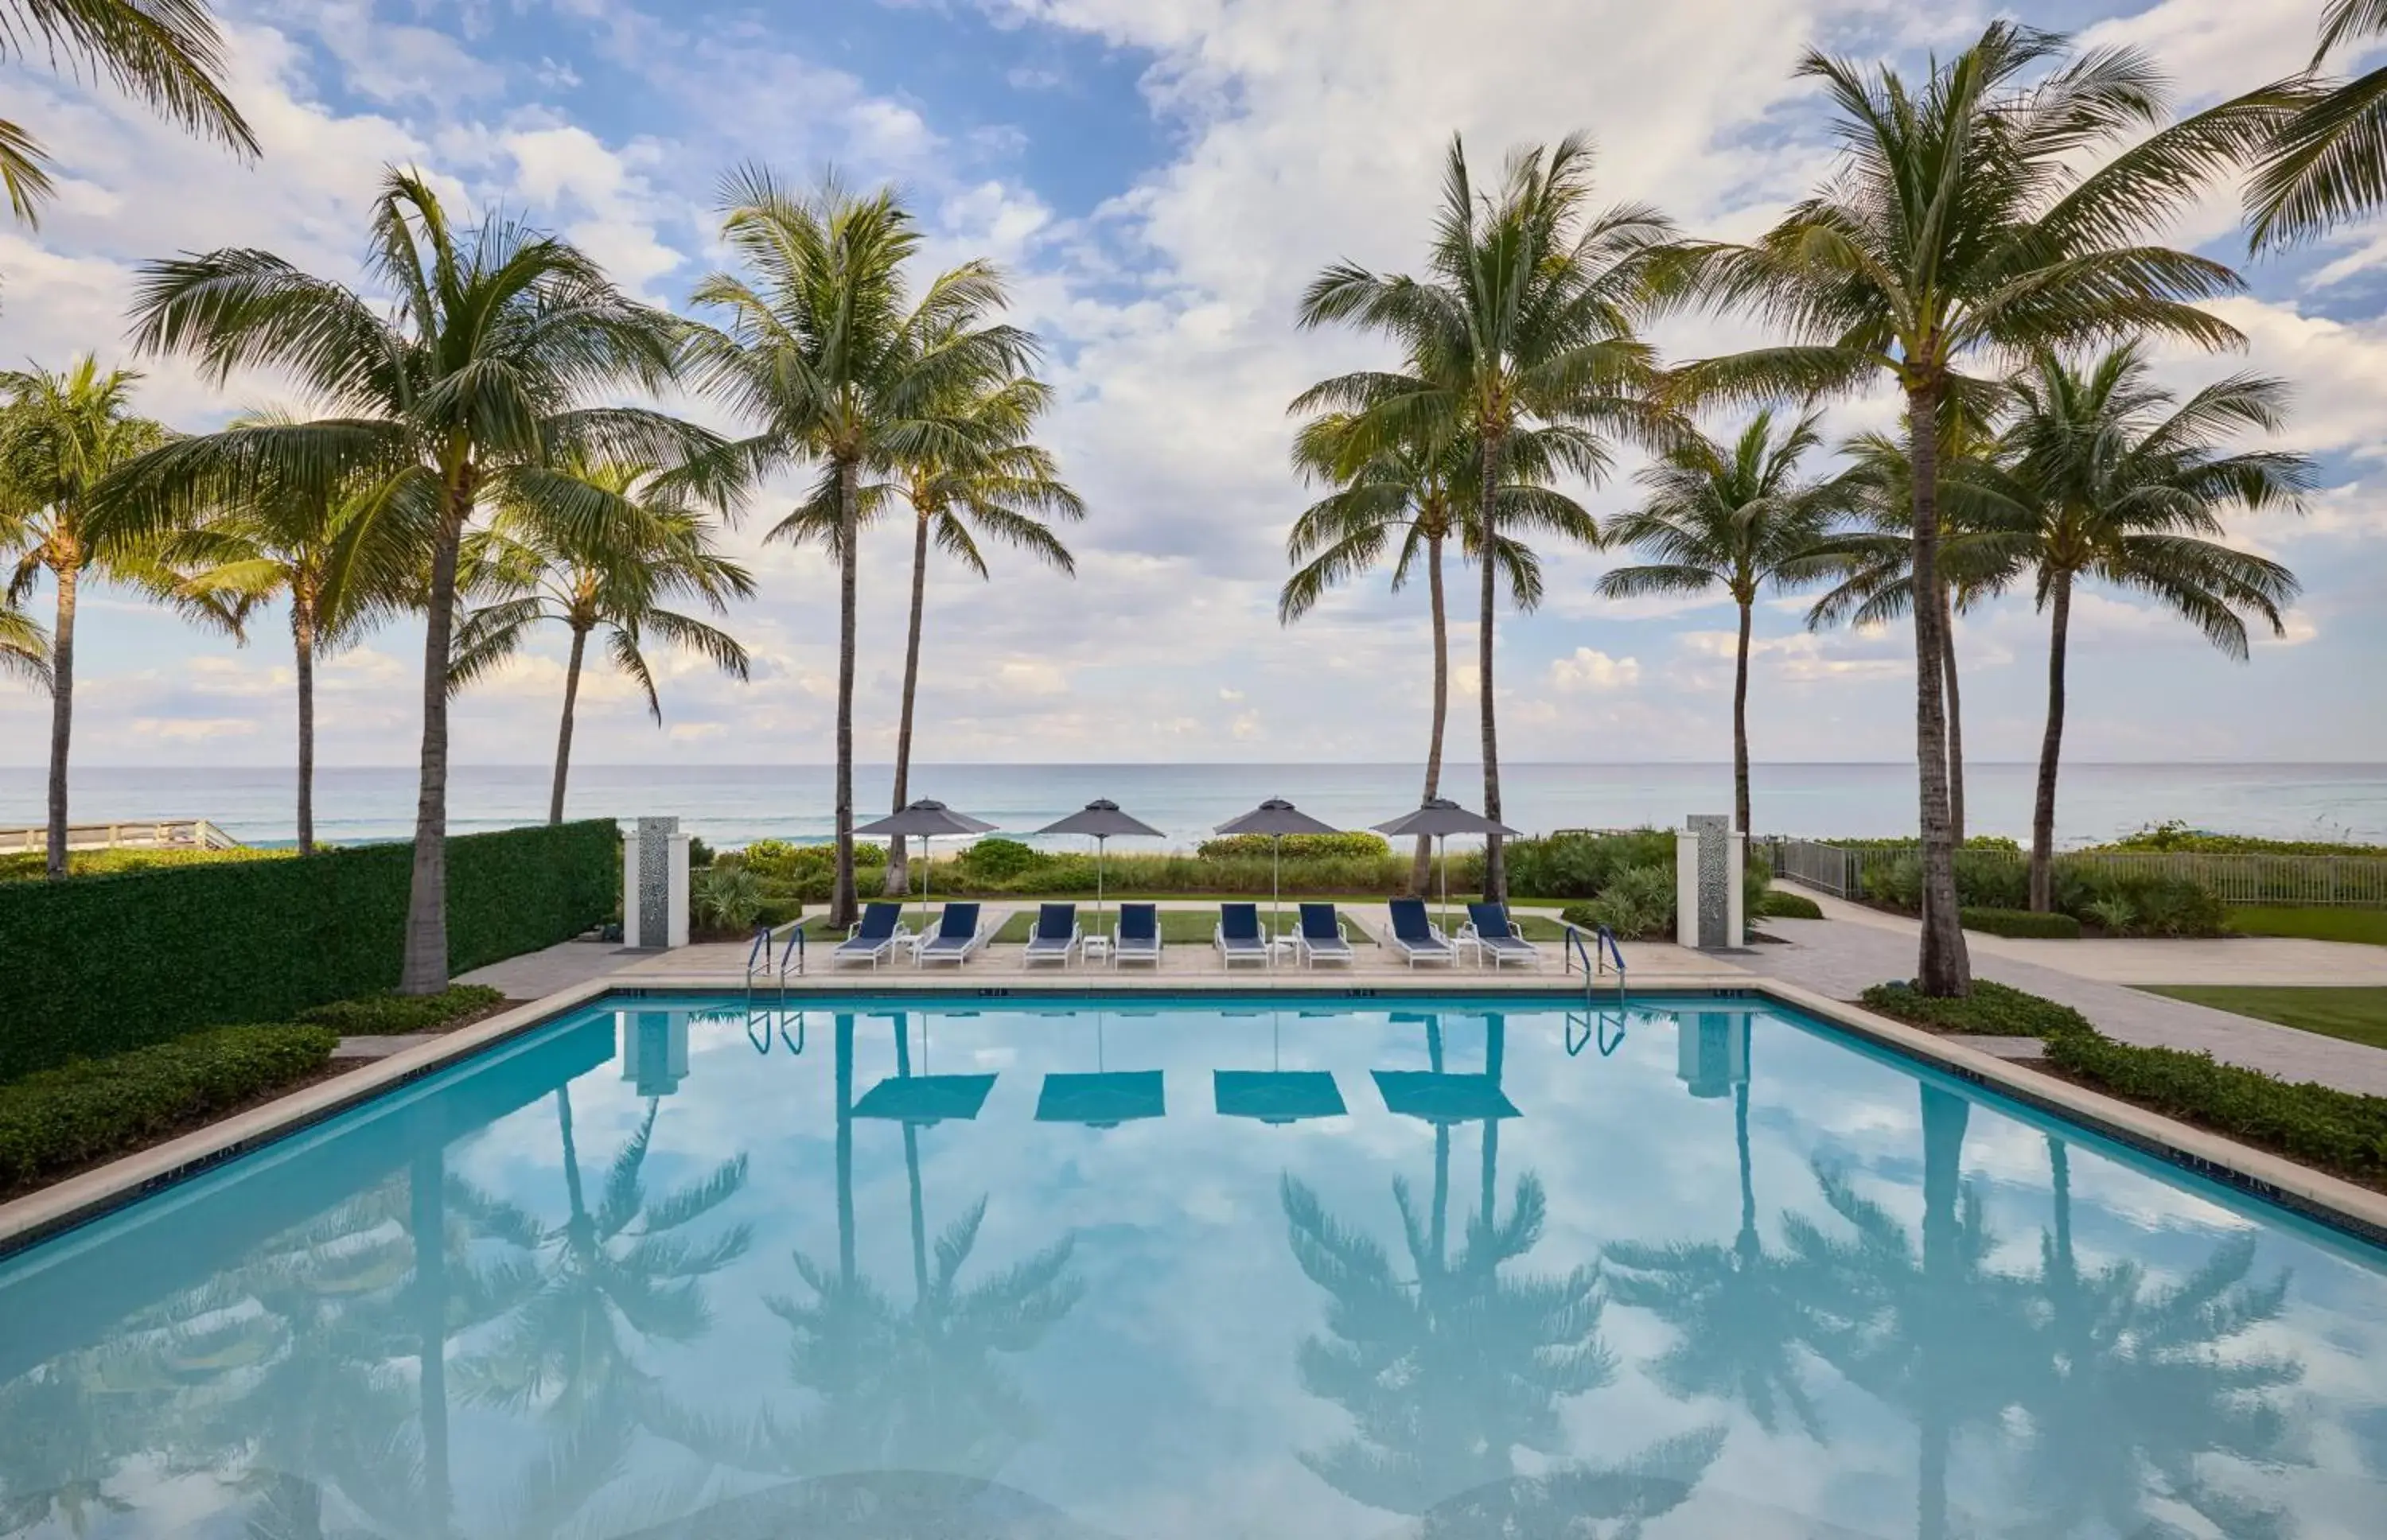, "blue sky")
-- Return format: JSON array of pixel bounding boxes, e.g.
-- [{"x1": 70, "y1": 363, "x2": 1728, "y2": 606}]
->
[{"x1": 2, "y1": 0, "x2": 2384, "y2": 772}]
